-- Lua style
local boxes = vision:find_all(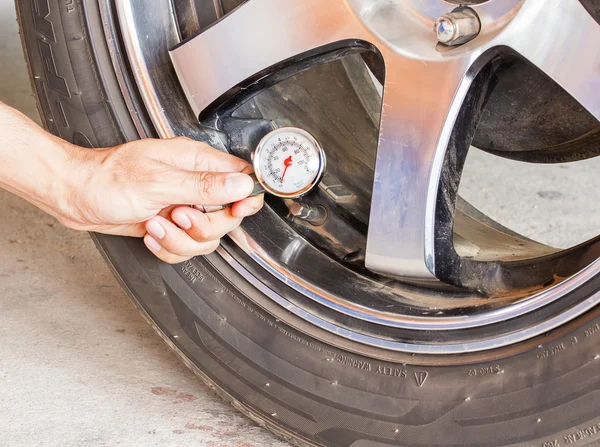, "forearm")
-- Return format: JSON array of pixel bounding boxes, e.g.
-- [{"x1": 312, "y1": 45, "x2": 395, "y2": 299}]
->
[{"x1": 0, "y1": 102, "x2": 87, "y2": 222}]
